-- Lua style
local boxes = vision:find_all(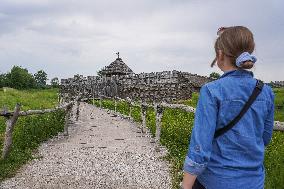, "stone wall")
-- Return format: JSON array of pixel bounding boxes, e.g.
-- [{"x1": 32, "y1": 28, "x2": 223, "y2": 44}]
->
[{"x1": 60, "y1": 70, "x2": 212, "y2": 103}]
